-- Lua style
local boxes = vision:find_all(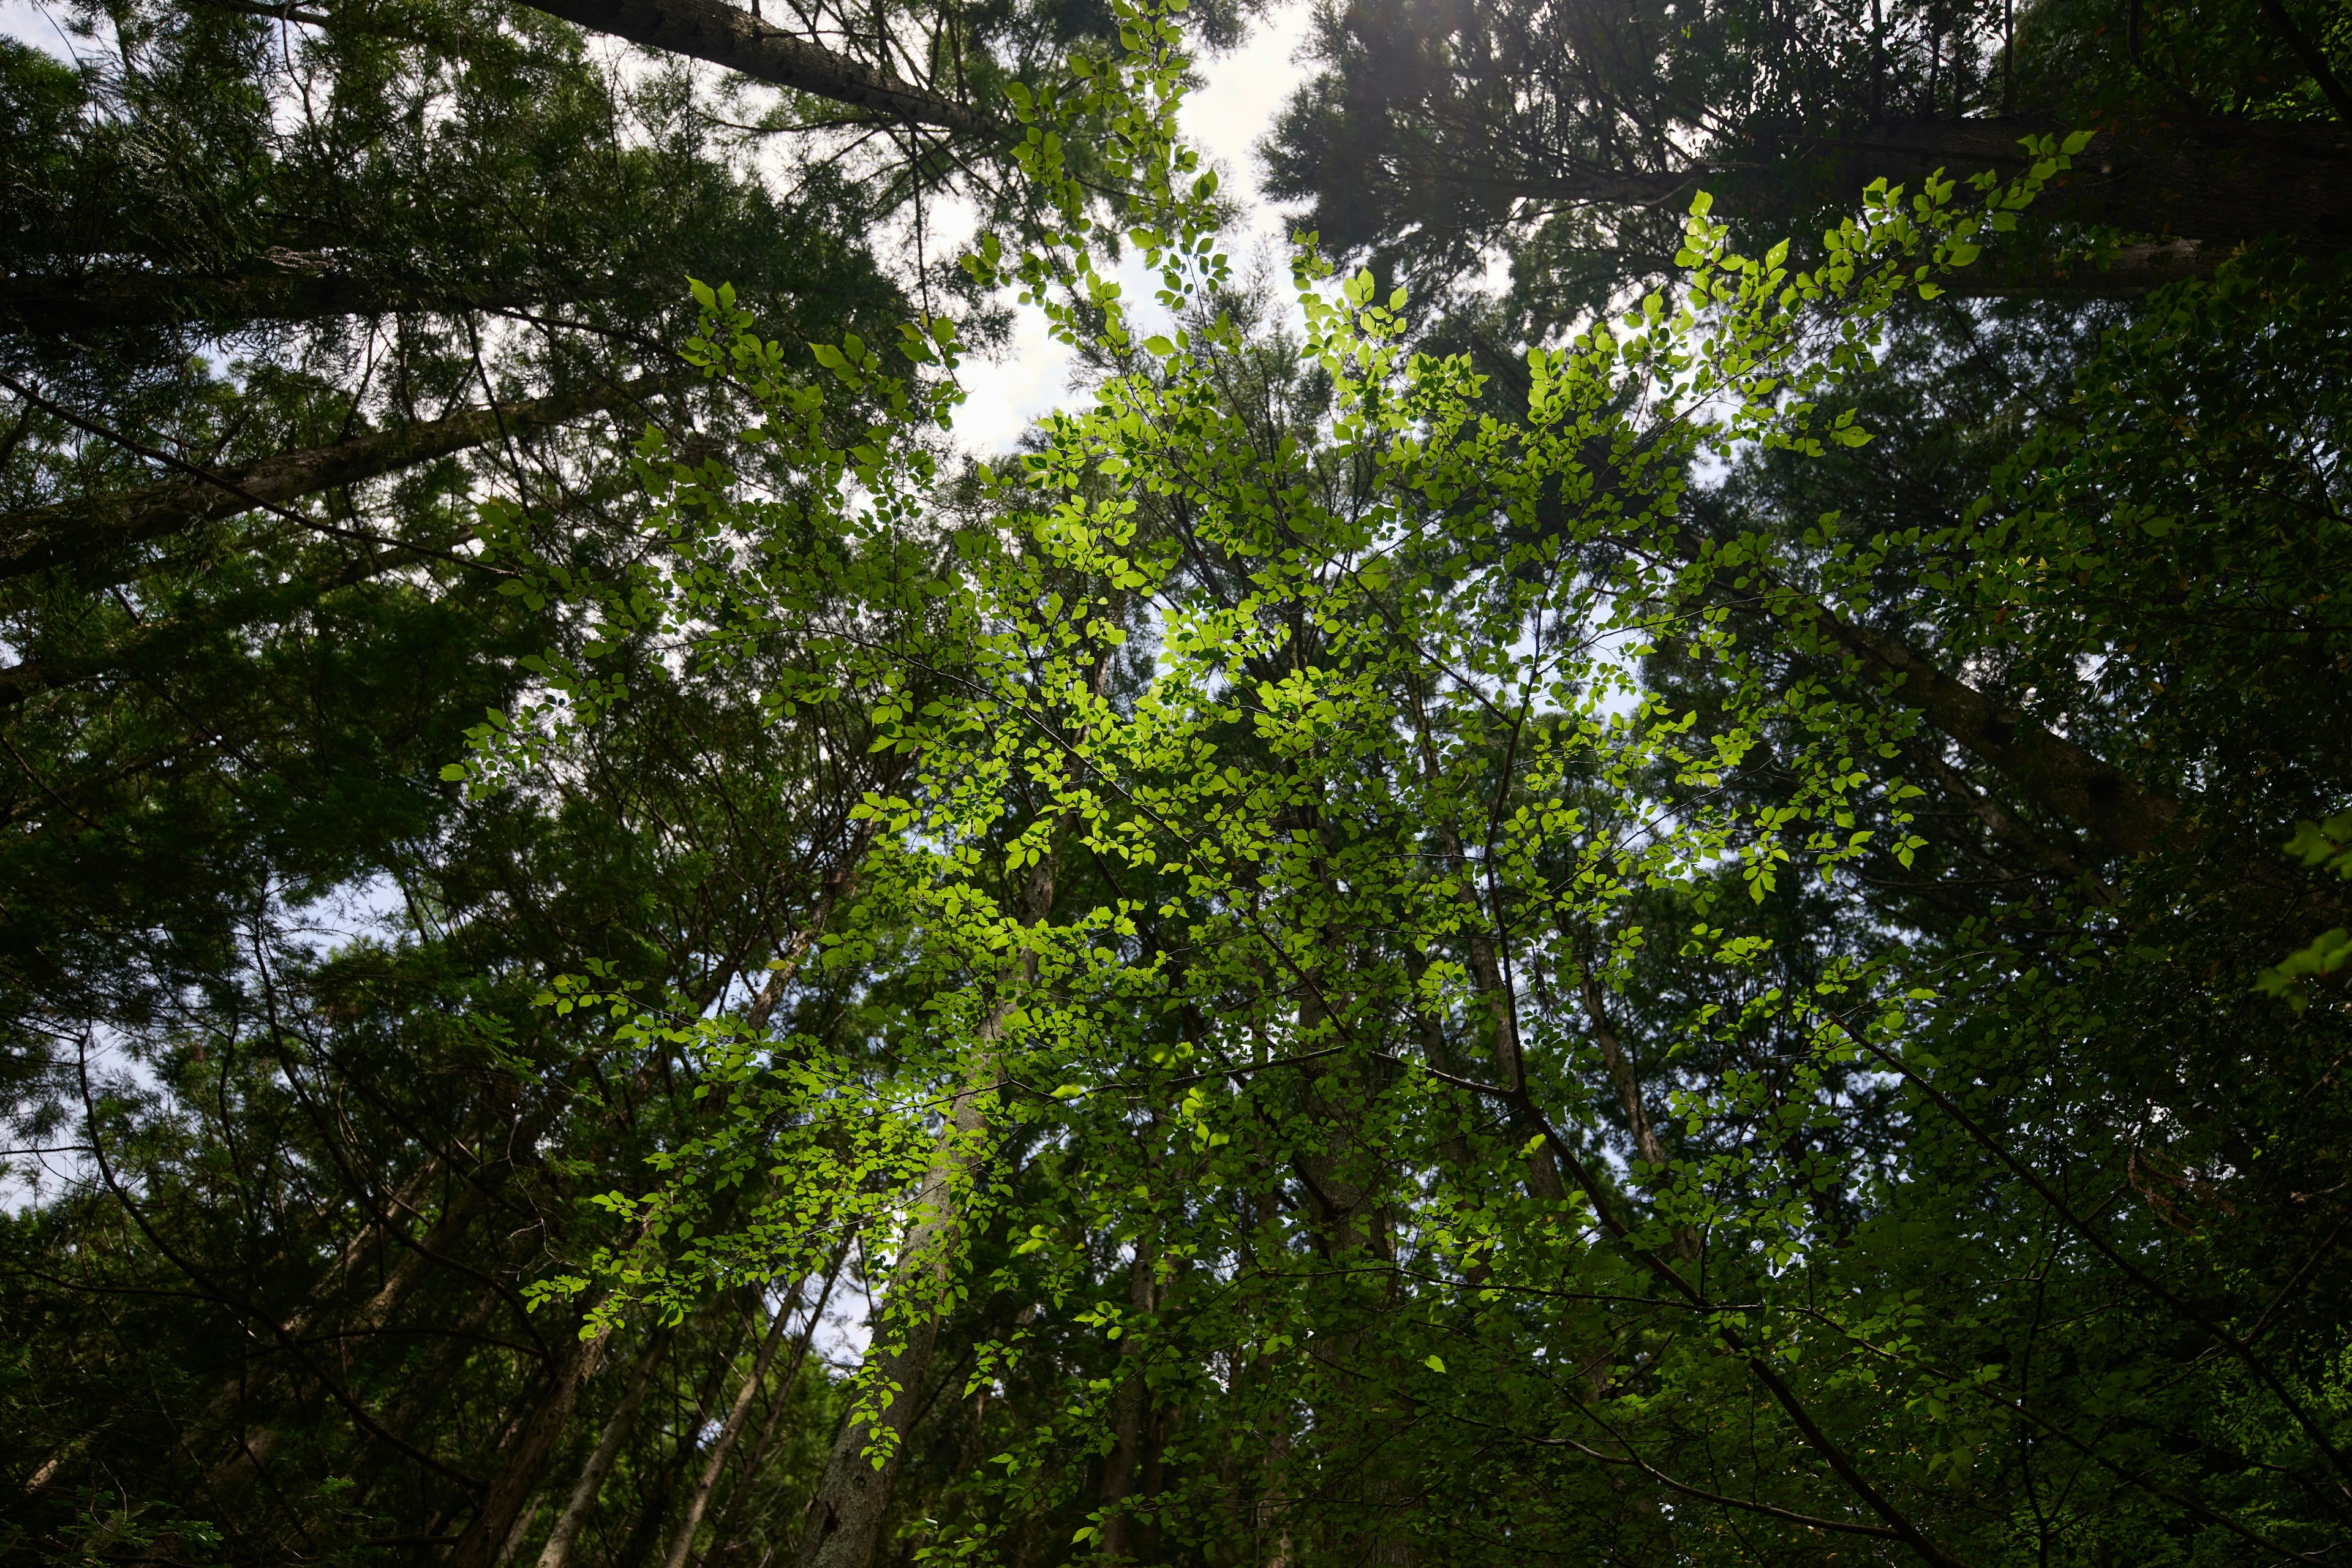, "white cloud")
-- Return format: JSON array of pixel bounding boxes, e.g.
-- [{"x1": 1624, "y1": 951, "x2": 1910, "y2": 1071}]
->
[
  {"x1": 948, "y1": 1, "x2": 1314, "y2": 456},
  {"x1": 0, "y1": 0, "x2": 109, "y2": 61}
]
